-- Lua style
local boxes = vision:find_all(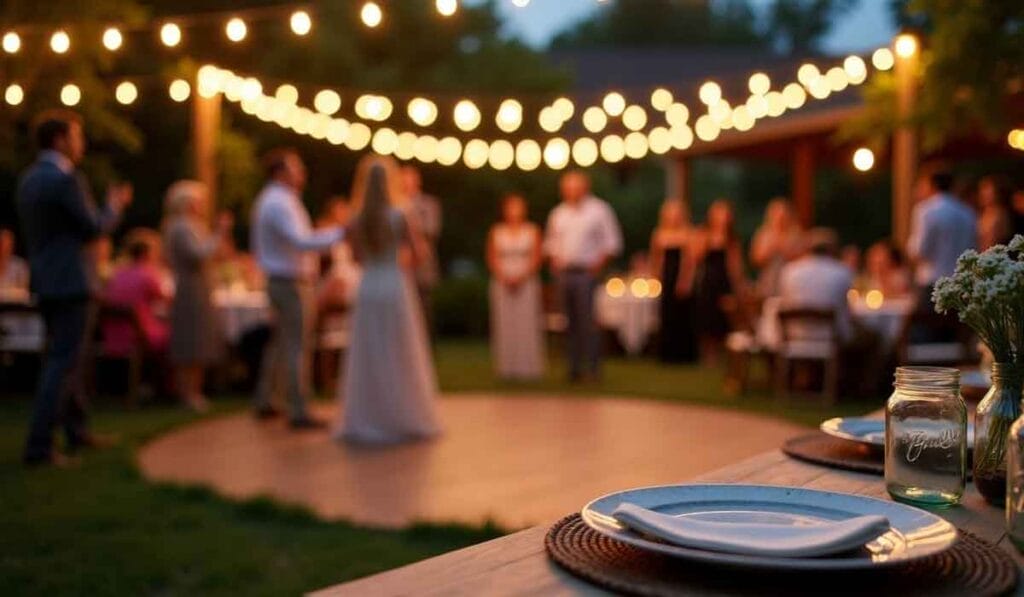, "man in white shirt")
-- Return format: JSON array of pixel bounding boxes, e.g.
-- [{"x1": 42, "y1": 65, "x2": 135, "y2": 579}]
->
[
  {"x1": 545, "y1": 171, "x2": 623, "y2": 382},
  {"x1": 906, "y1": 167, "x2": 976, "y2": 341},
  {"x1": 251, "y1": 148, "x2": 343, "y2": 429},
  {"x1": 779, "y1": 229, "x2": 881, "y2": 393}
]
